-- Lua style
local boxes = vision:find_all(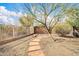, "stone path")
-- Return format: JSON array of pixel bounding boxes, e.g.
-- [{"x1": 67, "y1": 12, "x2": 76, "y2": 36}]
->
[{"x1": 27, "y1": 36, "x2": 45, "y2": 56}]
